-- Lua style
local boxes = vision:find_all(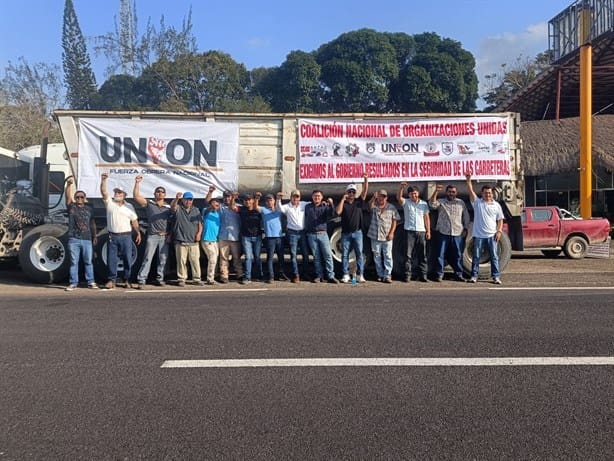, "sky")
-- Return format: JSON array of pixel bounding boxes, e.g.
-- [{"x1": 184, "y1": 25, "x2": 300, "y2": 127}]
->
[{"x1": 0, "y1": 0, "x2": 575, "y2": 104}]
